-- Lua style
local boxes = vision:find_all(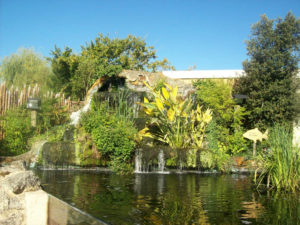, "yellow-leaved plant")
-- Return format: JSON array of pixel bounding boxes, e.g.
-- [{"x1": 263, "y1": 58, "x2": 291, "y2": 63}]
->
[{"x1": 138, "y1": 82, "x2": 212, "y2": 168}]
